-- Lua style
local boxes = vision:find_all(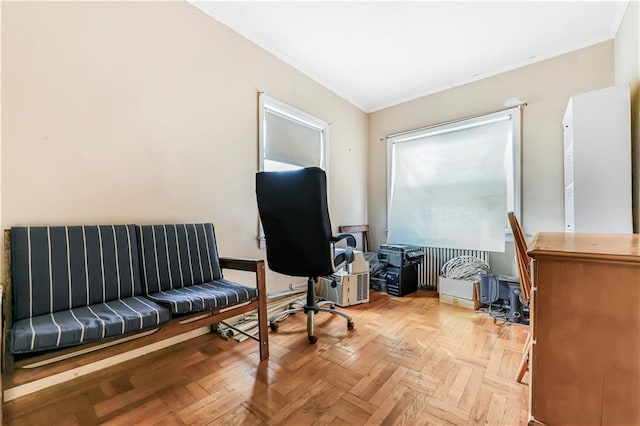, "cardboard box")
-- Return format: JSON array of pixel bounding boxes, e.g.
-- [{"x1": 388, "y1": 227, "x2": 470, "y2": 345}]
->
[
  {"x1": 439, "y1": 277, "x2": 475, "y2": 299},
  {"x1": 438, "y1": 277, "x2": 483, "y2": 310}
]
